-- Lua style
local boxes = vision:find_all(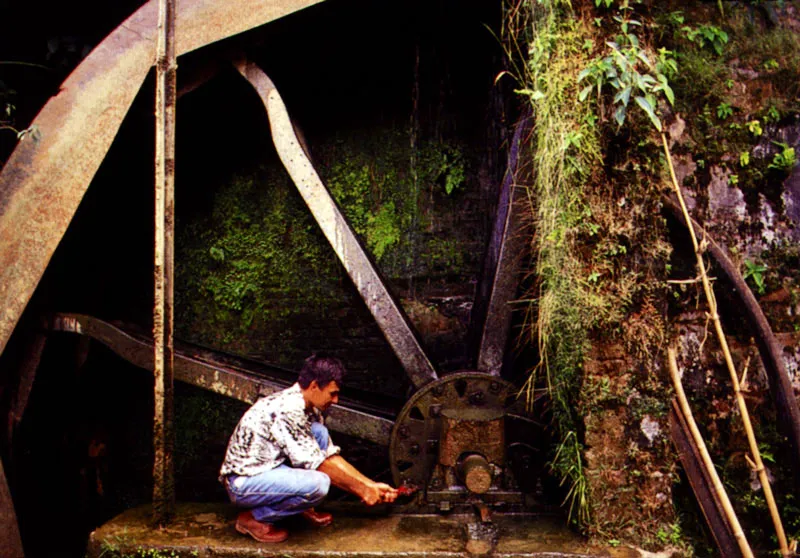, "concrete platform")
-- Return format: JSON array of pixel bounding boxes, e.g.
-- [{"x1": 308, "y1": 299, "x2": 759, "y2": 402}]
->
[{"x1": 87, "y1": 503, "x2": 638, "y2": 557}]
